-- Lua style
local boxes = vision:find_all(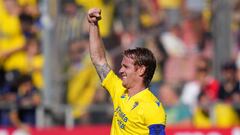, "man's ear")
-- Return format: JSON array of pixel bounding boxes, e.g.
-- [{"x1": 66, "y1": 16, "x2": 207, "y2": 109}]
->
[{"x1": 138, "y1": 66, "x2": 146, "y2": 76}]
